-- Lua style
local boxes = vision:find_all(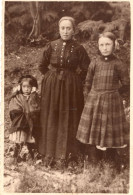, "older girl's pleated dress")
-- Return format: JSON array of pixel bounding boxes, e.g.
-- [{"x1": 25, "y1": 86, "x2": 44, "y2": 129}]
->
[{"x1": 76, "y1": 54, "x2": 129, "y2": 148}]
